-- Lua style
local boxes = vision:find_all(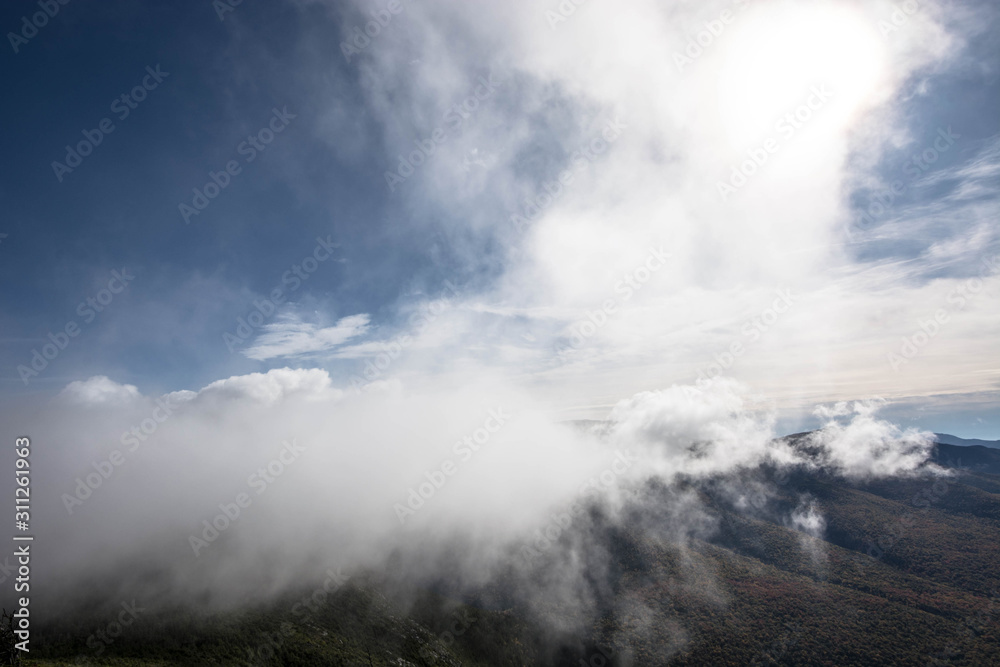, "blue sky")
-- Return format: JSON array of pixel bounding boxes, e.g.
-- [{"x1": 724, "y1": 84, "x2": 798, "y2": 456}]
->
[
  {"x1": 1, "y1": 0, "x2": 999, "y2": 438},
  {"x1": 0, "y1": 1, "x2": 473, "y2": 387}
]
